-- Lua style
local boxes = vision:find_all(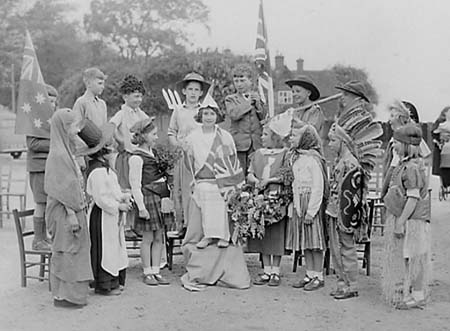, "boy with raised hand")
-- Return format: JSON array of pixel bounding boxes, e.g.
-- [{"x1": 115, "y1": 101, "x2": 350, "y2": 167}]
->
[{"x1": 225, "y1": 64, "x2": 267, "y2": 177}]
